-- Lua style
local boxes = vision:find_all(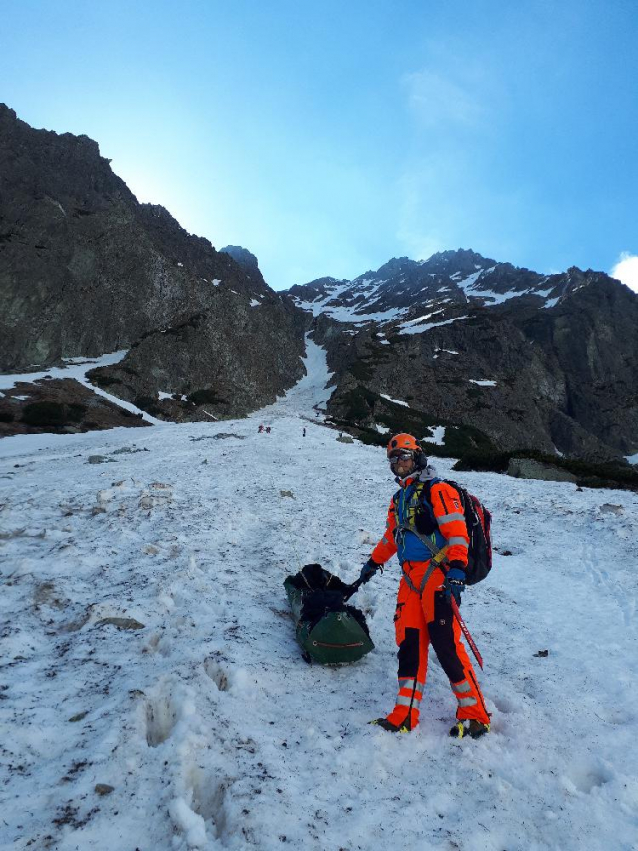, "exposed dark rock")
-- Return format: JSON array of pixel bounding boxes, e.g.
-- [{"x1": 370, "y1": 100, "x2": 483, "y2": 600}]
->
[
  {"x1": 88, "y1": 287, "x2": 306, "y2": 420},
  {"x1": 94, "y1": 784, "x2": 114, "y2": 796},
  {"x1": 97, "y1": 617, "x2": 145, "y2": 630},
  {"x1": 219, "y1": 245, "x2": 261, "y2": 275},
  {"x1": 291, "y1": 251, "x2": 638, "y2": 462},
  {"x1": 507, "y1": 457, "x2": 577, "y2": 483},
  {"x1": 0, "y1": 104, "x2": 306, "y2": 418},
  {"x1": 0, "y1": 377, "x2": 149, "y2": 438}
]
